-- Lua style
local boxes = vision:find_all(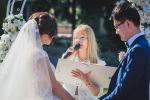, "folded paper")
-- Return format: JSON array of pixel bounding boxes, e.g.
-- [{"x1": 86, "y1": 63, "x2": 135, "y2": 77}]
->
[{"x1": 55, "y1": 59, "x2": 117, "y2": 88}]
